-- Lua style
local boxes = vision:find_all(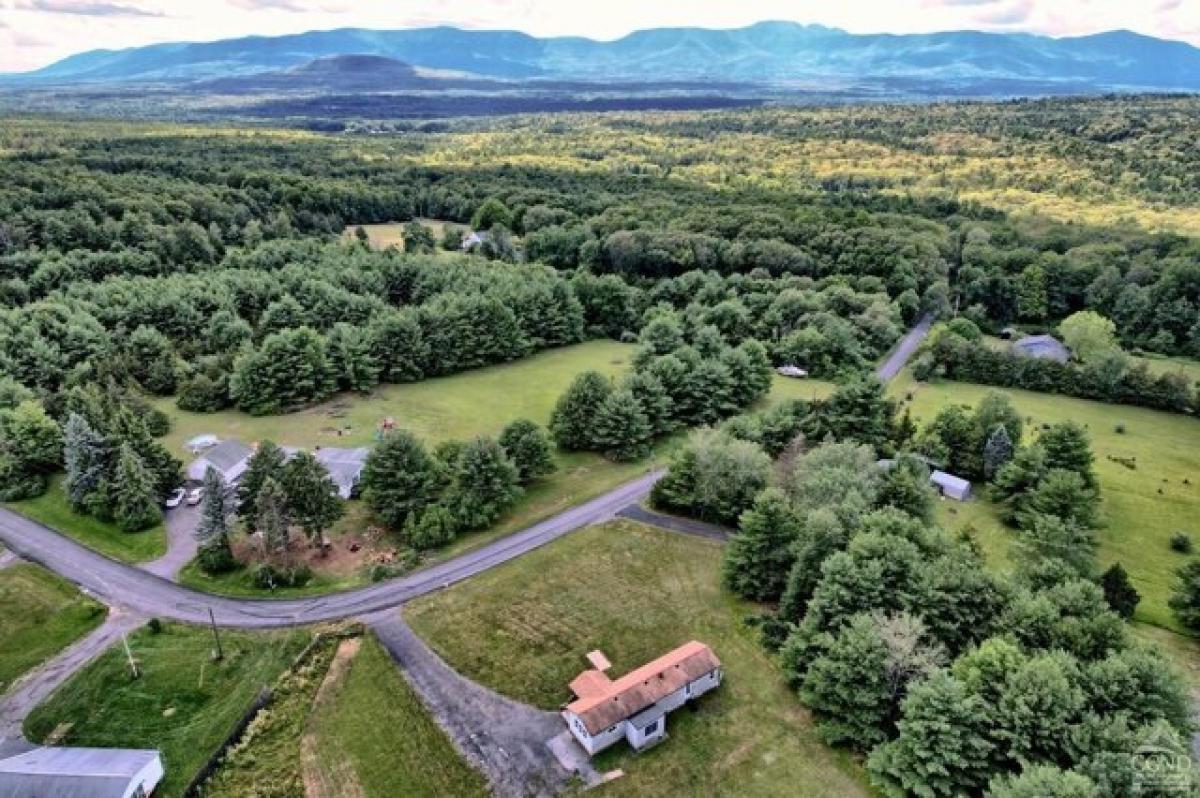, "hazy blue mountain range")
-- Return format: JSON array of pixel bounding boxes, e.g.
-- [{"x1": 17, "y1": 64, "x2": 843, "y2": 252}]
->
[{"x1": 7, "y1": 21, "x2": 1200, "y2": 91}]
